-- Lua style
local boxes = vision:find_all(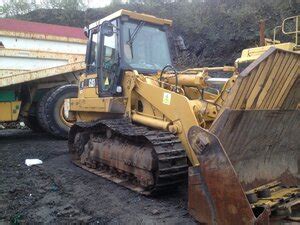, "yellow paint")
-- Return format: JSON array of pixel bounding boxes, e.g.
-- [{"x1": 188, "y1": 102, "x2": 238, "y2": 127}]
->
[
  {"x1": 0, "y1": 101, "x2": 21, "y2": 121},
  {"x1": 162, "y1": 92, "x2": 171, "y2": 105},
  {"x1": 0, "y1": 48, "x2": 85, "y2": 63},
  {"x1": 0, "y1": 61, "x2": 85, "y2": 88},
  {"x1": 236, "y1": 42, "x2": 297, "y2": 65},
  {"x1": 69, "y1": 97, "x2": 127, "y2": 113},
  {"x1": 68, "y1": 67, "x2": 234, "y2": 166},
  {"x1": 66, "y1": 11, "x2": 300, "y2": 170},
  {"x1": 89, "y1": 9, "x2": 172, "y2": 29}
]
